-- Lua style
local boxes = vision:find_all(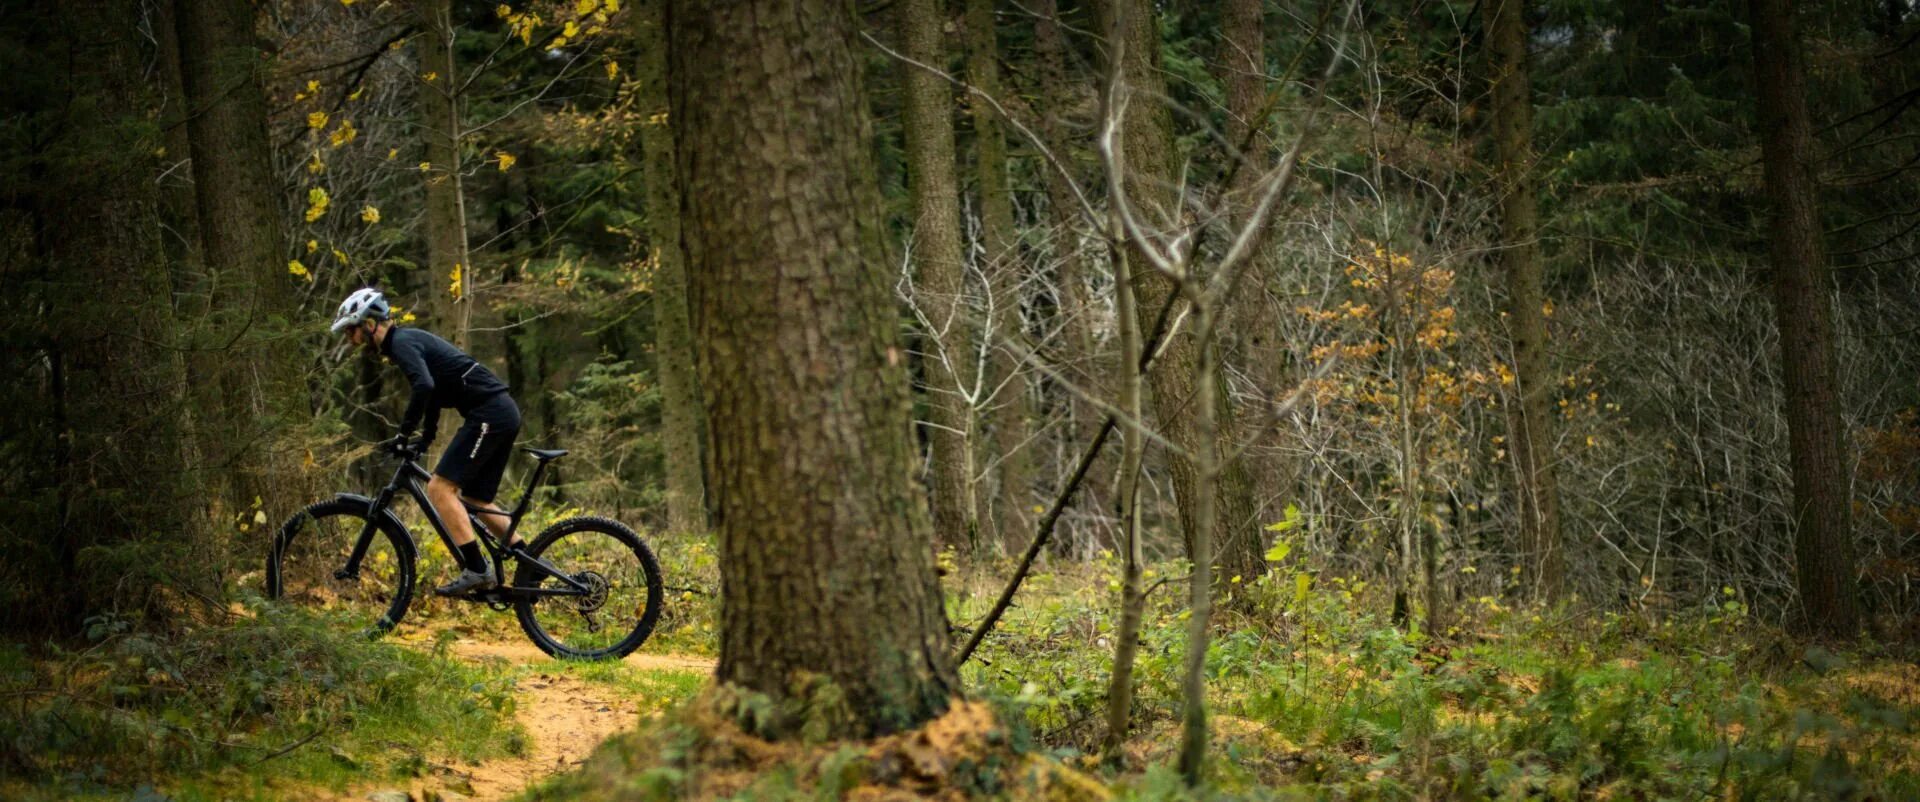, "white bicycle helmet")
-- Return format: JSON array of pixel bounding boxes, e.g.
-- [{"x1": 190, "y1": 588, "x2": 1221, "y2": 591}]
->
[{"x1": 330, "y1": 287, "x2": 392, "y2": 333}]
